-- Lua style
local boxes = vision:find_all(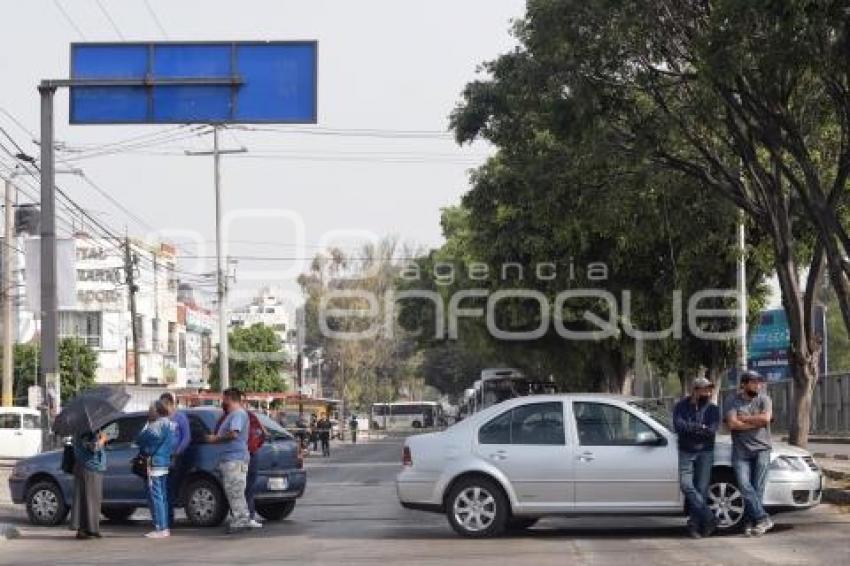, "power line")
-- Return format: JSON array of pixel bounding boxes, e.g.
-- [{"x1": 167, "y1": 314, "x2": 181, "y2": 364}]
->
[
  {"x1": 52, "y1": 0, "x2": 87, "y2": 40},
  {"x1": 95, "y1": 0, "x2": 126, "y2": 40},
  {"x1": 142, "y1": 0, "x2": 169, "y2": 40}
]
